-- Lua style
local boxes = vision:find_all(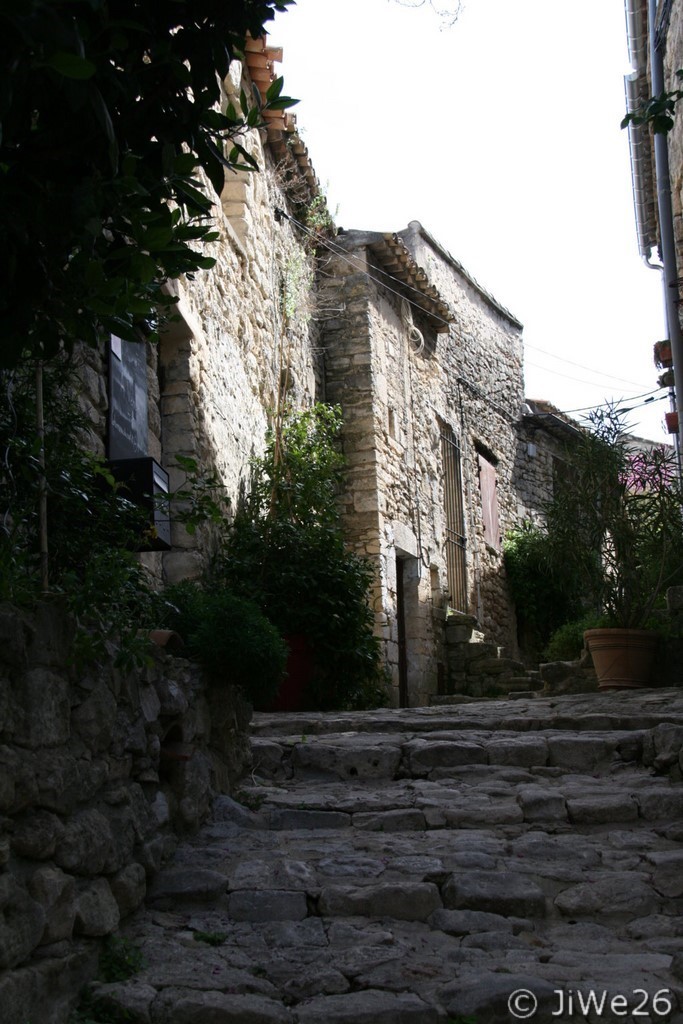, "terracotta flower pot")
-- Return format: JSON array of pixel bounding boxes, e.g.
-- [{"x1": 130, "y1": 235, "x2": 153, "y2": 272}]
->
[
  {"x1": 584, "y1": 628, "x2": 659, "y2": 690},
  {"x1": 148, "y1": 629, "x2": 185, "y2": 654}
]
